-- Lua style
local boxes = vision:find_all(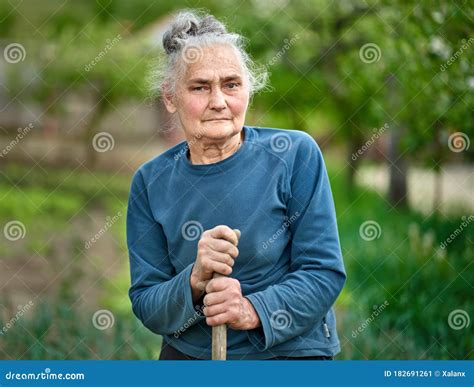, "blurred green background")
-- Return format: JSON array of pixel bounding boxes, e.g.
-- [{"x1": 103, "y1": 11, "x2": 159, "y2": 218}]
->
[{"x1": 0, "y1": 0, "x2": 472, "y2": 360}]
